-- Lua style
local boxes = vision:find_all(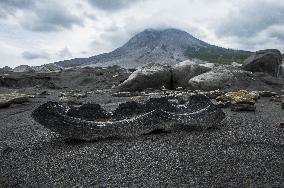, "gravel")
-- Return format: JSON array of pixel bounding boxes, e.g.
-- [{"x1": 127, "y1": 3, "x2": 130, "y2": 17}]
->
[{"x1": 0, "y1": 90, "x2": 283, "y2": 187}]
